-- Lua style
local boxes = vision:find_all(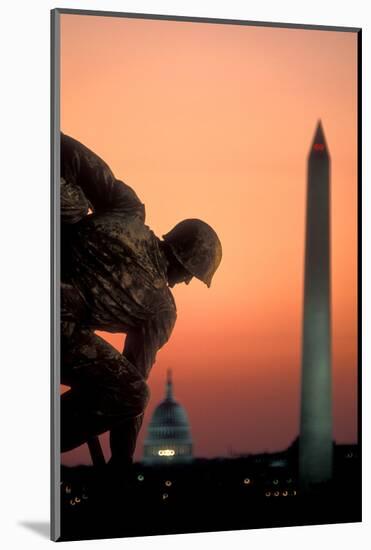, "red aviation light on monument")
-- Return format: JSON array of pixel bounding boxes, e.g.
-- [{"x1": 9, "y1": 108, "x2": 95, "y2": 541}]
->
[
  {"x1": 313, "y1": 143, "x2": 325, "y2": 152},
  {"x1": 310, "y1": 120, "x2": 329, "y2": 158}
]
